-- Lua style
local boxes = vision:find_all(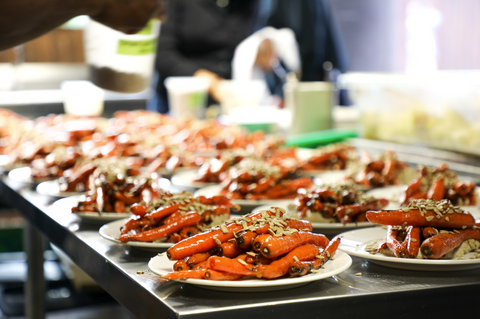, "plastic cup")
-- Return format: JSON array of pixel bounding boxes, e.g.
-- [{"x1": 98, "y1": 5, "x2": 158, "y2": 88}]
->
[
  {"x1": 165, "y1": 77, "x2": 210, "y2": 118},
  {"x1": 61, "y1": 81, "x2": 104, "y2": 116}
]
